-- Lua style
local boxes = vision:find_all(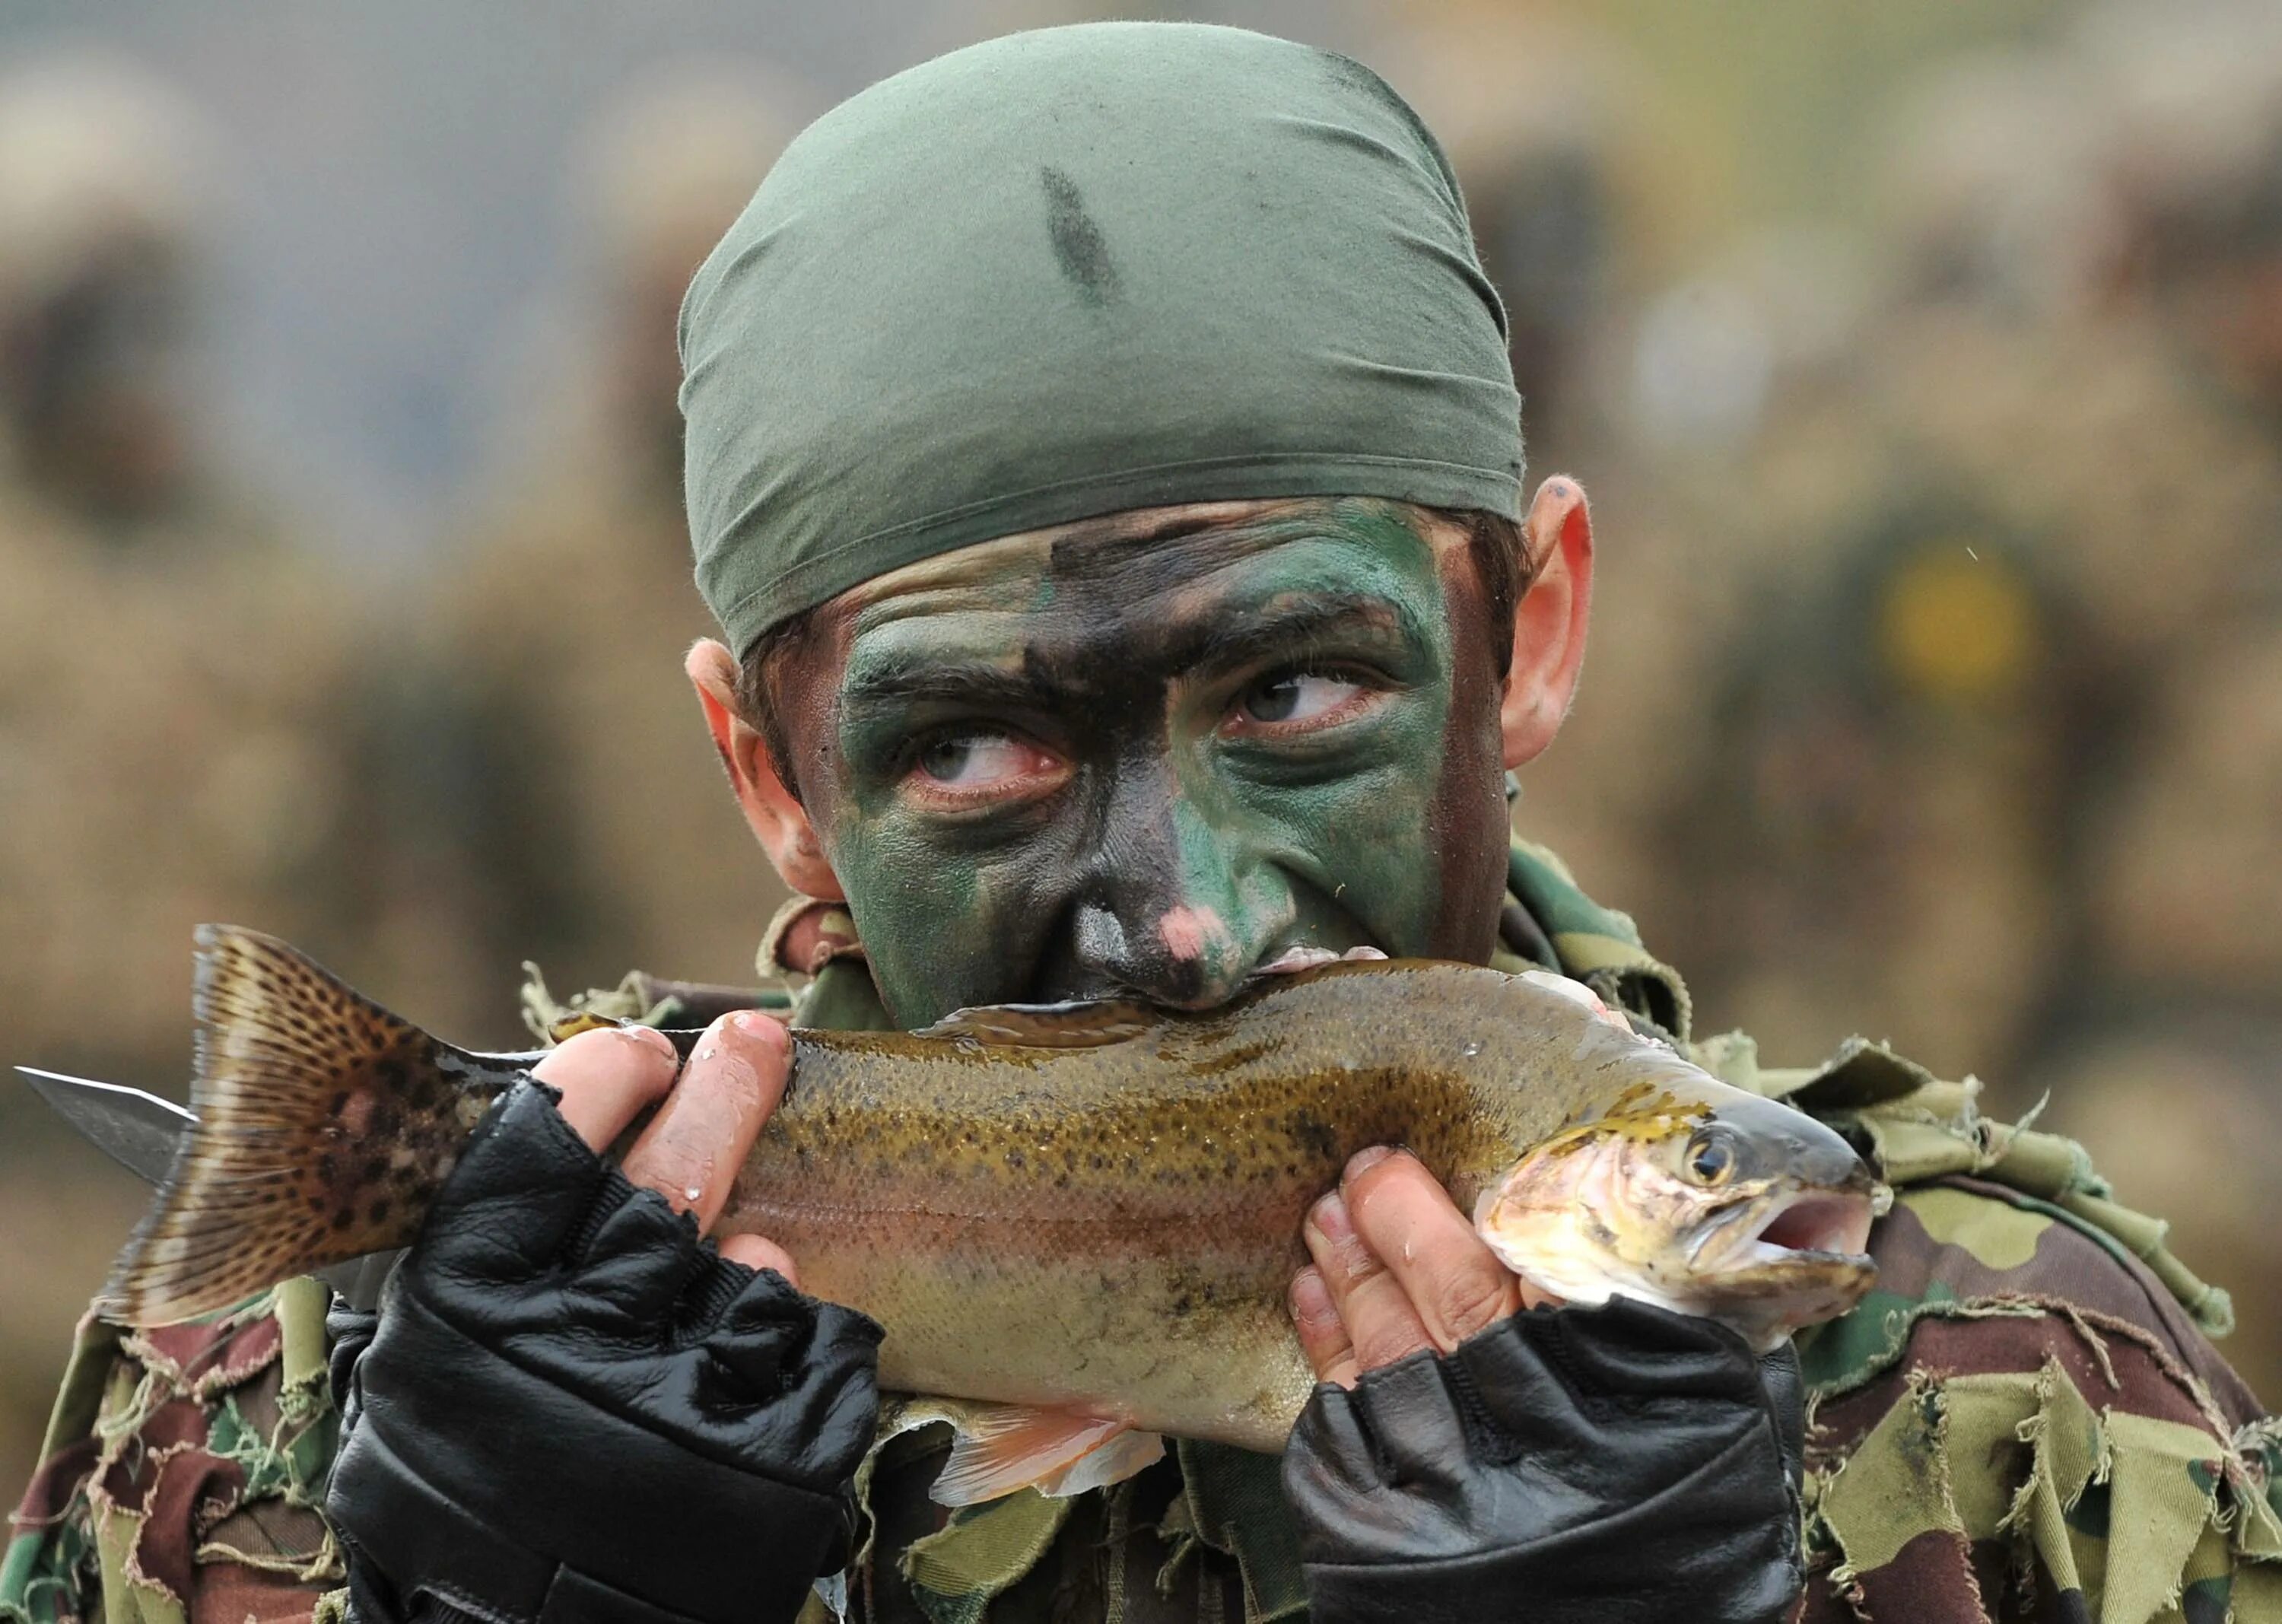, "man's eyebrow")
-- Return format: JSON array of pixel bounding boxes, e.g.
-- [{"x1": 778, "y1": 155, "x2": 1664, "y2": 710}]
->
[
  {"x1": 840, "y1": 658, "x2": 1054, "y2": 713},
  {"x1": 1185, "y1": 592, "x2": 1423, "y2": 673},
  {"x1": 839, "y1": 593, "x2": 1425, "y2": 713}
]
